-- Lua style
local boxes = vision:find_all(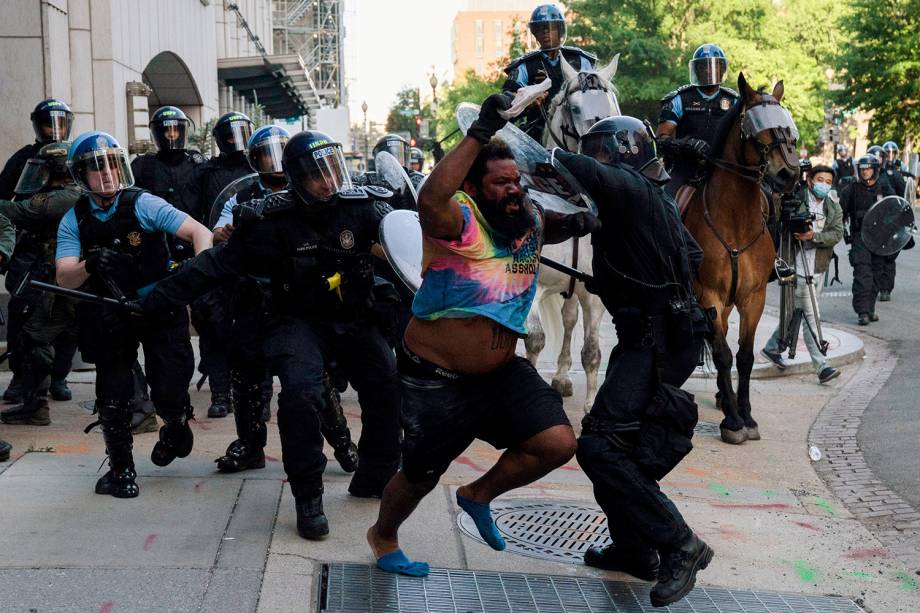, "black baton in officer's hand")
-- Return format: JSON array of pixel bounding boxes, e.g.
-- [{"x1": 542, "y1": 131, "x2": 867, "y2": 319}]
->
[
  {"x1": 28, "y1": 280, "x2": 137, "y2": 310},
  {"x1": 539, "y1": 256, "x2": 594, "y2": 283}
]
